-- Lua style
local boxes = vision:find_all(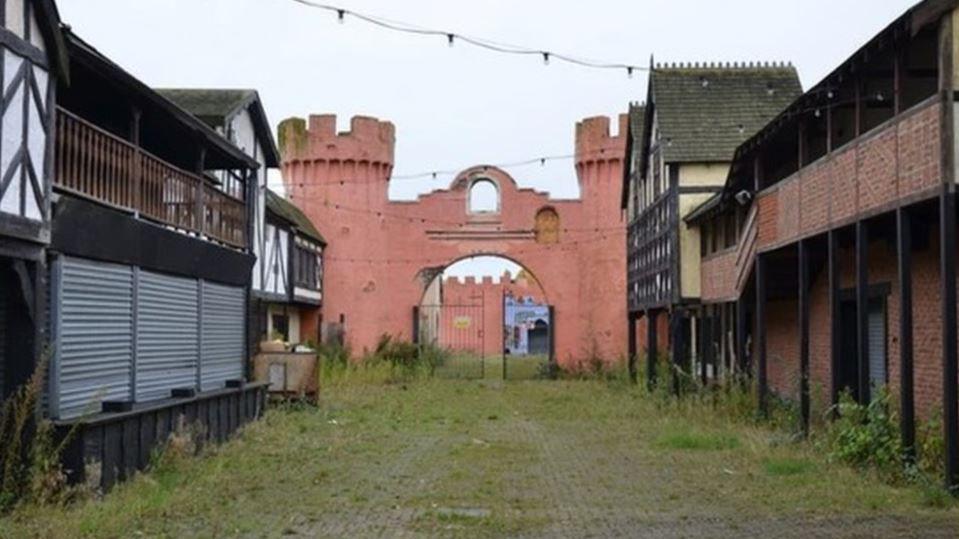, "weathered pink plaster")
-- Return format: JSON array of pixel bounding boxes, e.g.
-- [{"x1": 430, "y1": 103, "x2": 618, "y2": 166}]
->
[{"x1": 279, "y1": 113, "x2": 627, "y2": 368}]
